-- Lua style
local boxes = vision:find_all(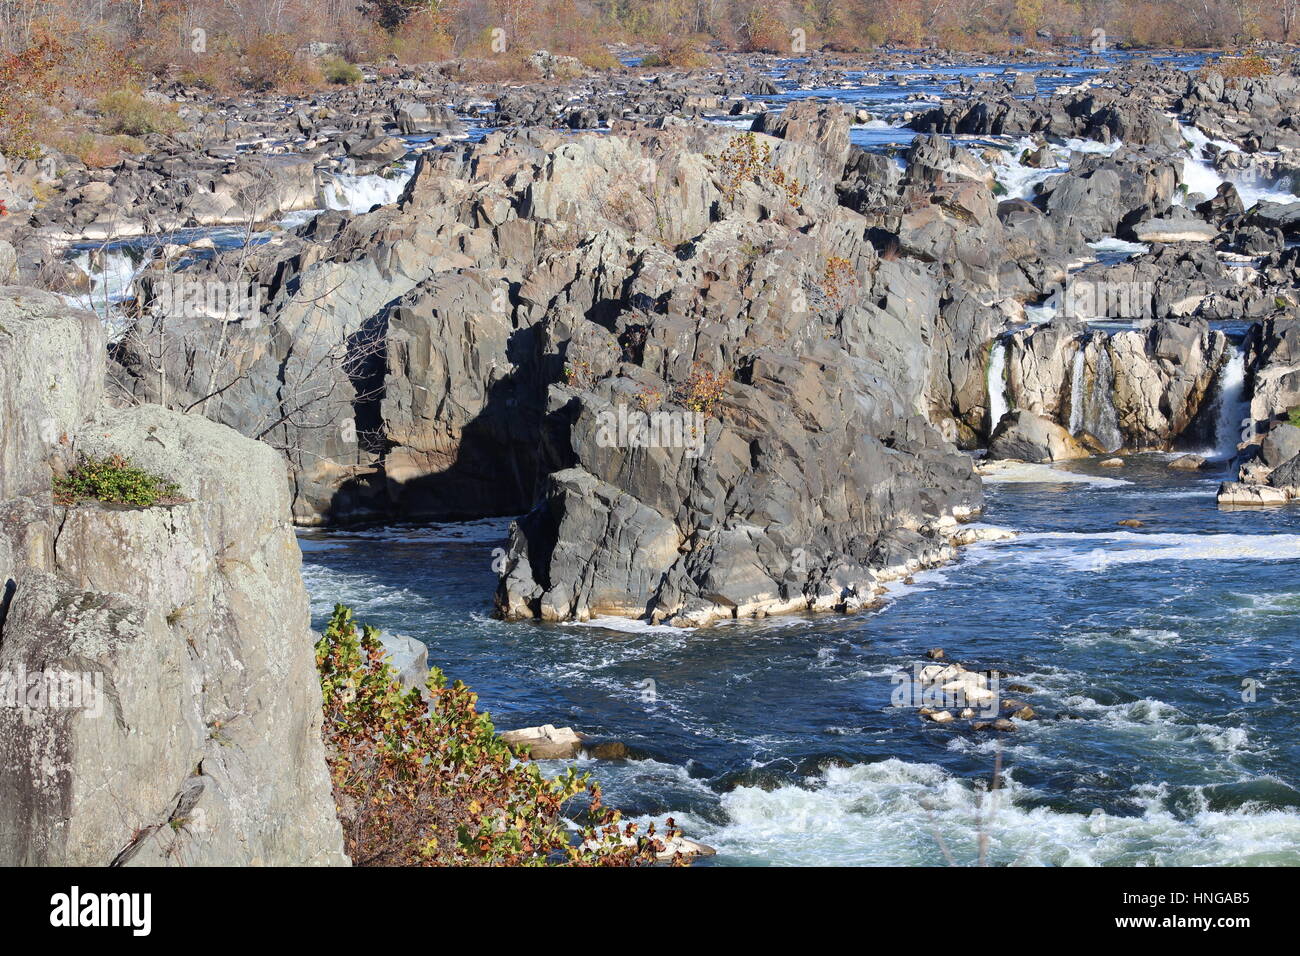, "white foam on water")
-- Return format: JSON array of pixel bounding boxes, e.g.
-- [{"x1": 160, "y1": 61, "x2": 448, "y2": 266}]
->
[
  {"x1": 986, "y1": 137, "x2": 1061, "y2": 199},
  {"x1": 705, "y1": 116, "x2": 757, "y2": 131},
  {"x1": 1057, "y1": 695, "x2": 1263, "y2": 759},
  {"x1": 1178, "y1": 123, "x2": 1300, "y2": 207},
  {"x1": 1227, "y1": 590, "x2": 1300, "y2": 616},
  {"x1": 1062, "y1": 627, "x2": 1183, "y2": 650},
  {"x1": 1088, "y1": 236, "x2": 1149, "y2": 258},
  {"x1": 1011, "y1": 530, "x2": 1300, "y2": 568},
  {"x1": 299, "y1": 561, "x2": 434, "y2": 619},
  {"x1": 563, "y1": 616, "x2": 695, "y2": 635},
  {"x1": 669, "y1": 758, "x2": 1300, "y2": 866},
  {"x1": 984, "y1": 136, "x2": 1124, "y2": 200},
  {"x1": 978, "y1": 461, "x2": 1131, "y2": 487},
  {"x1": 64, "y1": 248, "x2": 151, "y2": 339},
  {"x1": 878, "y1": 567, "x2": 951, "y2": 602},
  {"x1": 1024, "y1": 299, "x2": 1058, "y2": 324},
  {"x1": 1062, "y1": 136, "x2": 1124, "y2": 156},
  {"x1": 303, "y1": 517, "x2": 515, "y2": 545},
  {"x1": 322, "y1": 160, "x2": 417, "y2": 213}
]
